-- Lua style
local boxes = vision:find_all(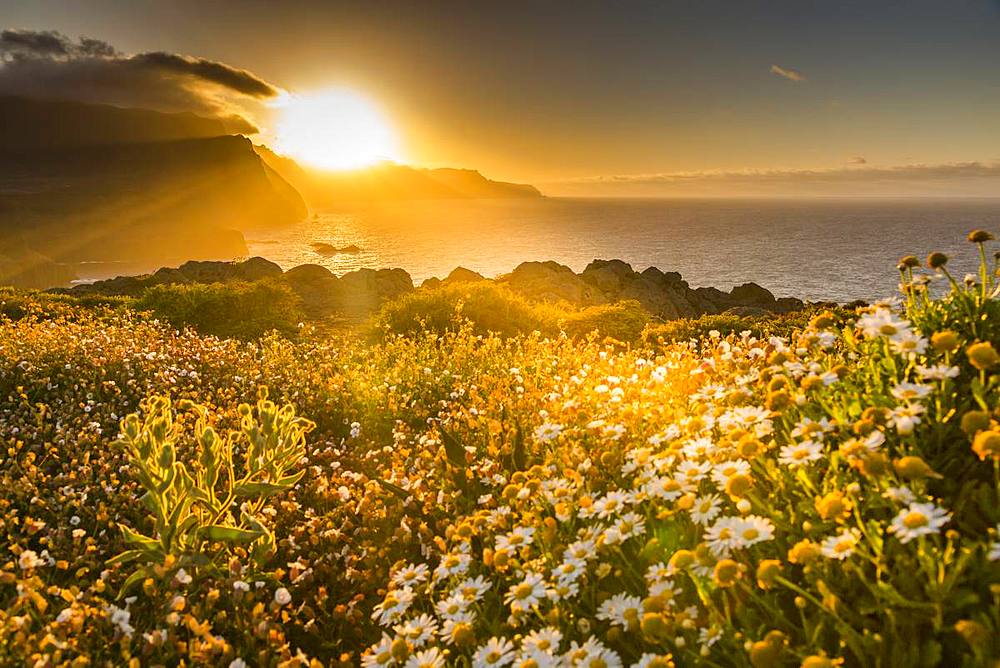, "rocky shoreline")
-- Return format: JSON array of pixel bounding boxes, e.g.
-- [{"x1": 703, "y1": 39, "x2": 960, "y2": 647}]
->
[{"x1": 59, "y1": 256, "x2": 840, "y2": 321}]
